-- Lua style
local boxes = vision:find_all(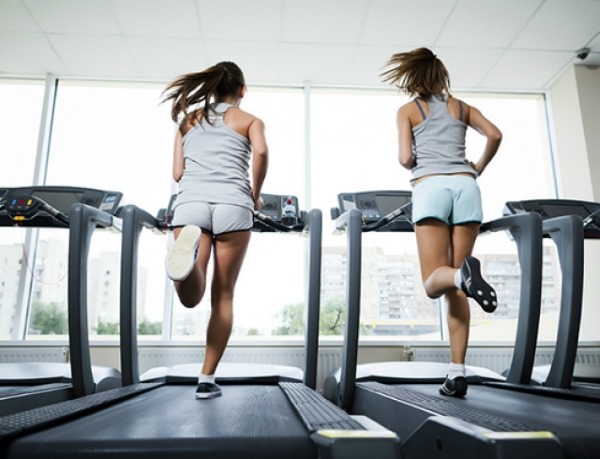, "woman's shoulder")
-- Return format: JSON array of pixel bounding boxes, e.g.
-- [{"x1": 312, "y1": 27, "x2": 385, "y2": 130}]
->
[
  {"x1": 233, "y1": 106, "x2": 260, "y2": 120},
  {"x1": 399, "y1": 99, "x2": 420, "y2": 114},
  {"x1": 229, "y1": 106, "x2": 264, "y2": 127},
  {"x1": 448, "y1": 96, "x2": 471, "y2": 123},
  {"x1": 222, "y1": 106, "x2": 265, "y2": 139},
  {"x1": 400, "y1": 98, "x2": 429, "y2": 125},
  {"x1": 448, "y1": 95, "x2": 470, "y2": 108}
]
